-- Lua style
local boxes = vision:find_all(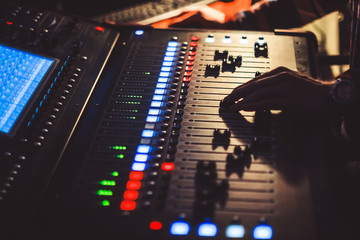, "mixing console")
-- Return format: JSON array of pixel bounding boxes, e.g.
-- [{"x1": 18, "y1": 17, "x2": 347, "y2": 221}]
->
[{"x1": 0, "y1": 3, "x2": 338, "y2": 240}]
